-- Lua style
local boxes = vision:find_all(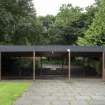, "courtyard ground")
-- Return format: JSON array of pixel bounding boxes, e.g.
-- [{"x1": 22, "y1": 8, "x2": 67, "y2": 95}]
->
[{"x1": 15, "y1": 79, "x2": 105, "y2": 105}]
